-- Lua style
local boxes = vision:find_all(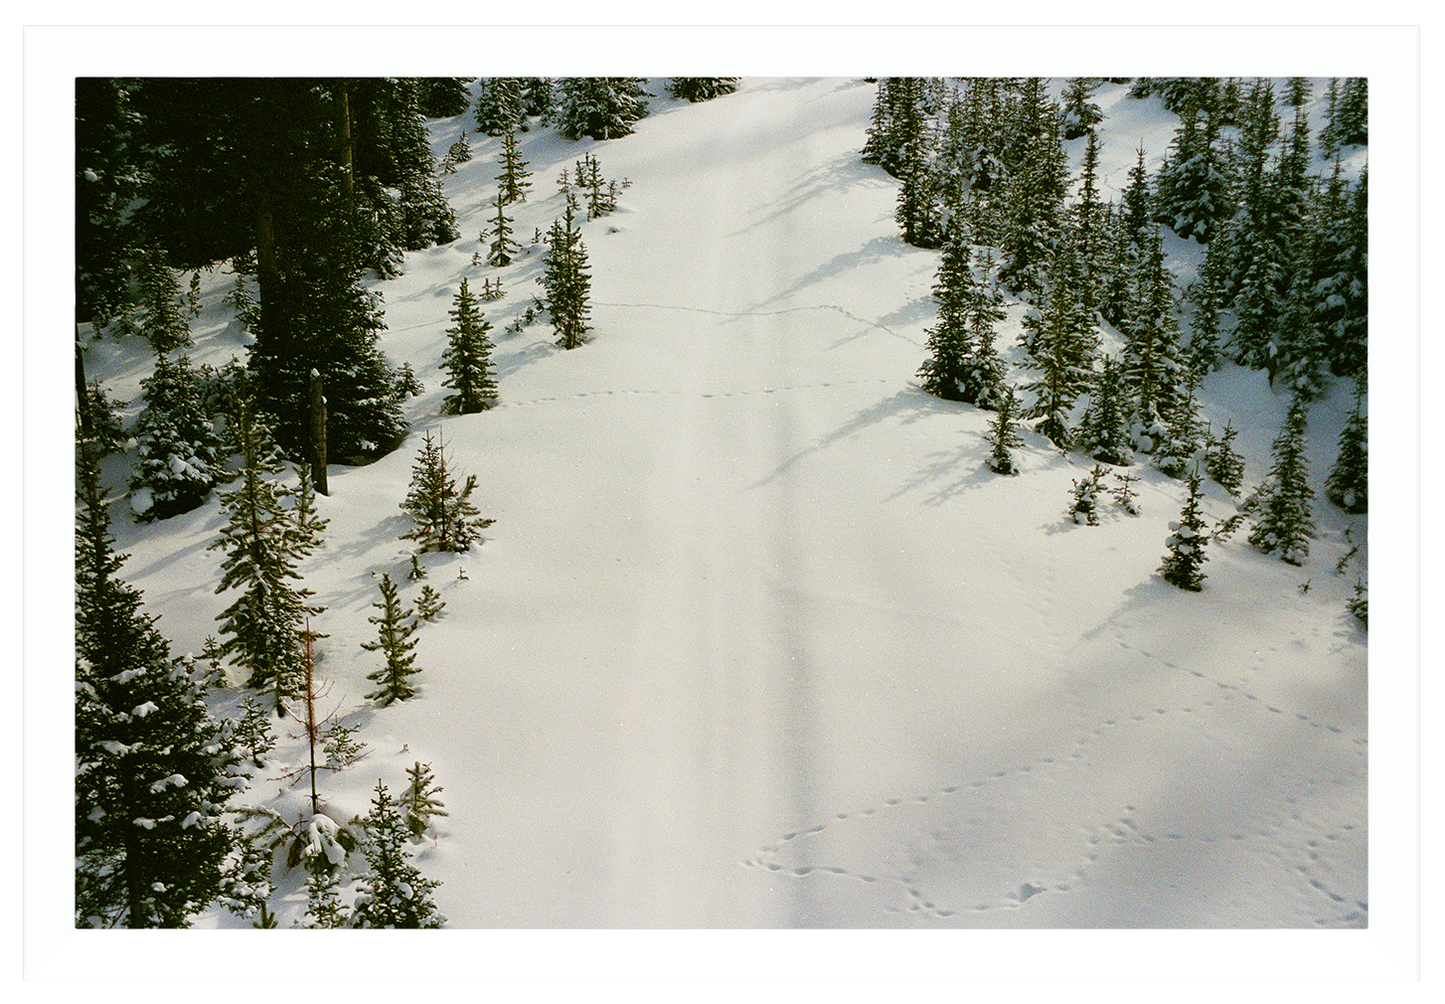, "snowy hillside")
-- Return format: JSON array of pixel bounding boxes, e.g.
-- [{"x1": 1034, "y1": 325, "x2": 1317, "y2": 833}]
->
[{"x1": 78, "y1": 76, "x2": 1371, "y2": 934}]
